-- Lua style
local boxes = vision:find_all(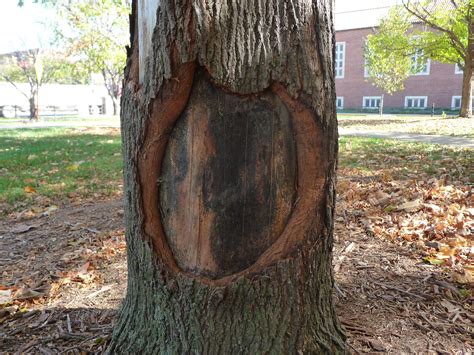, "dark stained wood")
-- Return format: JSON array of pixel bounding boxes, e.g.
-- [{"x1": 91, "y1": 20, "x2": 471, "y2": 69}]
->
[{"x1": 160, "y1": 72, "x2": 296, "y2": 278}]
